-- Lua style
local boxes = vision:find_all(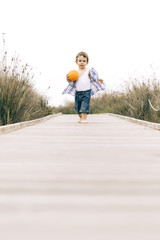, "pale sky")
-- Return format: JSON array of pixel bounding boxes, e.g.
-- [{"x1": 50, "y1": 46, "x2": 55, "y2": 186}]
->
[{"x1": 1, "y1": 0, "x2": 160, "y2": 106}]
